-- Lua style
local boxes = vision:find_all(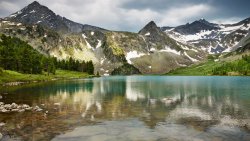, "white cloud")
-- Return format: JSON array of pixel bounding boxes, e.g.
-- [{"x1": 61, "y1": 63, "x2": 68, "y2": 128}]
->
[
  {"x1": 158, "y1": 4, "x2": 213, "y2": 26},
  {"x1": 39, "y1": 0, "x2": 213, "y2": 31},
  {"x1": 0, "y1": 0, "x2": 215, "y2": 31},
  {"x1": 0, "y1": 1, "x2": 24, "y2": 16}
]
